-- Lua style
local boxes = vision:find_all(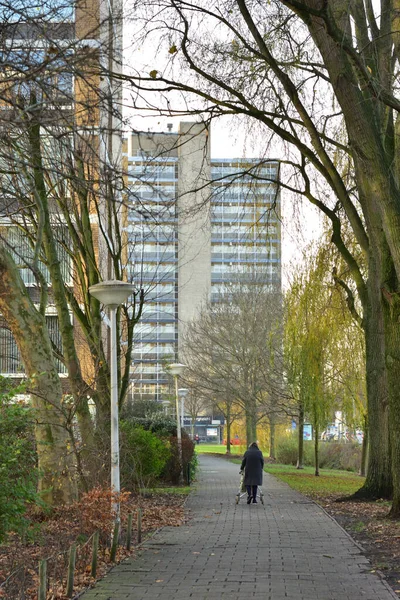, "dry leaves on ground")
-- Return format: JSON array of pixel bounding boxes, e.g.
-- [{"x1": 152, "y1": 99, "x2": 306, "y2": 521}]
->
[
  {"x1": 0, "y1": 488, "x2": 186, "y2": 600},
  {"x1": 310, "y1": 492, "x2": 400, "y2": 597}
]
